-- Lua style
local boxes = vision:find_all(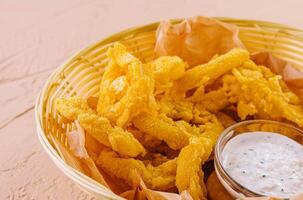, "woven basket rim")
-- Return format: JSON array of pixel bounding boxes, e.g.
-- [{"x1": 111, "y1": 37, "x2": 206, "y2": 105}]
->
[
  {"x1": 37, "y1": 16, "x2": 303, "y2": 111},
  {"x1": 35, "y1": 17, "x2": 303, "y2": 199}
]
